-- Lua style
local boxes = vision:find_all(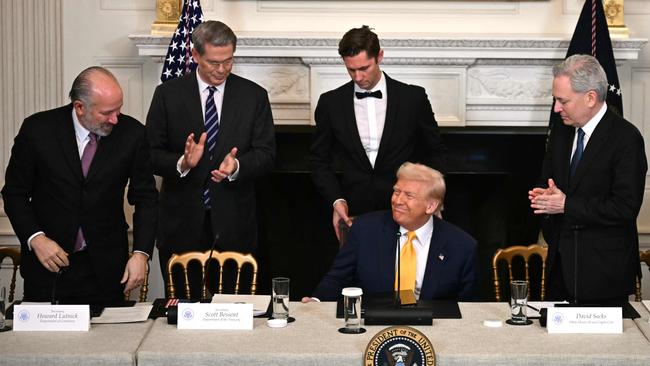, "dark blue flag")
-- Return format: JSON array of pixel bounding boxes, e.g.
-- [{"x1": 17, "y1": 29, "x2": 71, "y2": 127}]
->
[
  {"x1": 549, "y1": 0, "x2": 622, "y2": 130},
  {"x1": 160, "y1": 0, "x2": 204, "y2": 83}
]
